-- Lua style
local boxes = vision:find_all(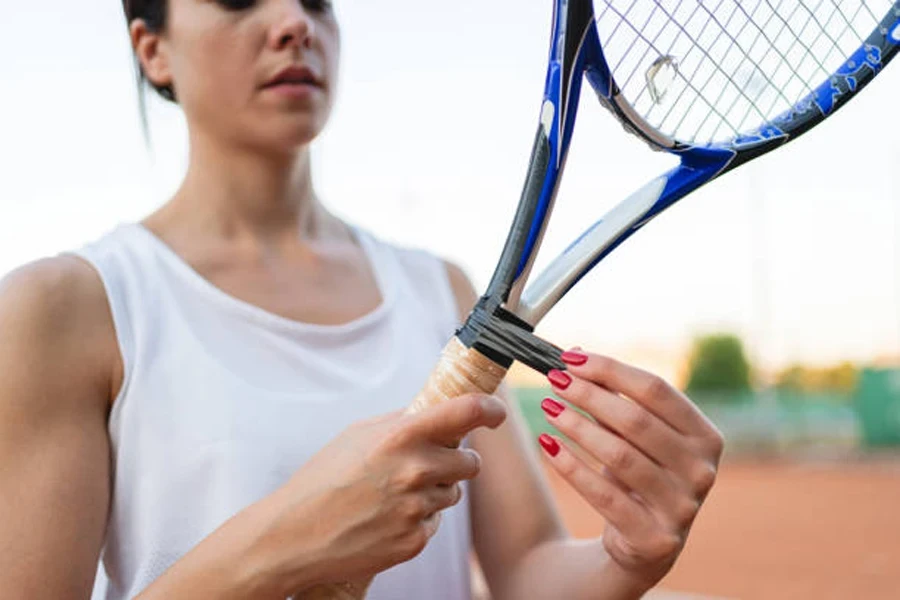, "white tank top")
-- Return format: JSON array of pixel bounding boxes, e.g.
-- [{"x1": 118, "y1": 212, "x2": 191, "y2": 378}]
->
[{"x1": 69, "y1": 223, "x2": 473, "y2": 600}]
